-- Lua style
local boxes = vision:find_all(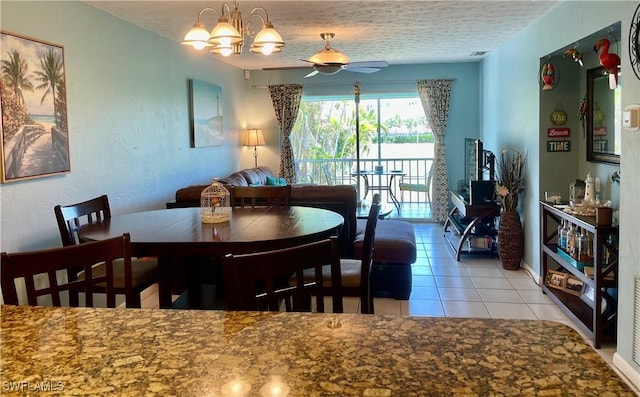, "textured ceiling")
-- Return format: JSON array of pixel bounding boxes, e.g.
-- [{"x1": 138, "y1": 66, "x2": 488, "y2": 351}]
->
[{"x1": 85, "y1": 1, "x2": 559, "y2": 71}]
